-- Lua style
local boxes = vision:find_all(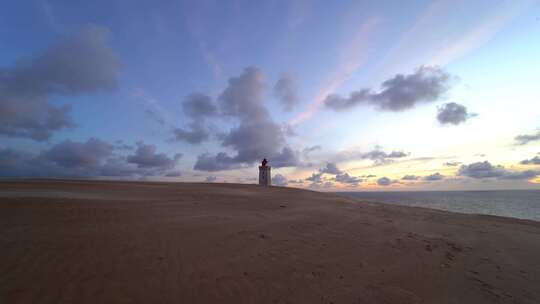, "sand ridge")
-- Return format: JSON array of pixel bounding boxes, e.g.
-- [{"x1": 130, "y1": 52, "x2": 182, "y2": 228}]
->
[{"x1": 1, "y1": 180, "x2": 539, "y2": 303}]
